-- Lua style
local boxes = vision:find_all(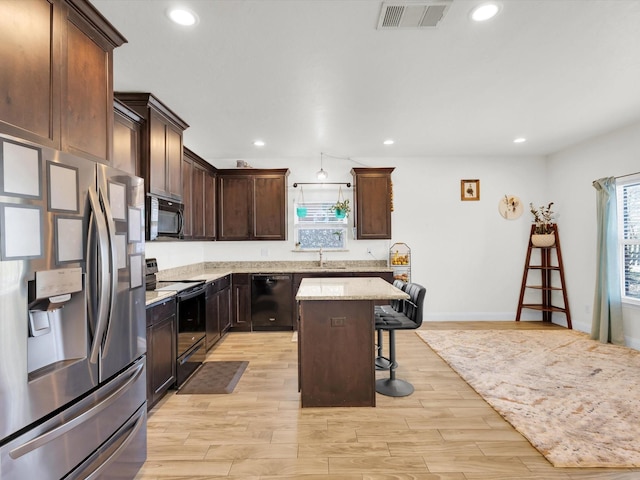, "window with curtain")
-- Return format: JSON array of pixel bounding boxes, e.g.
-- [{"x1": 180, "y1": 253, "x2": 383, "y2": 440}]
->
[
  {"x1": 617, "y1": 176, "x2": 640, "y2": 303},
  {"x1": 294, "y1": 201, "x2": 348, "y2": 250}
]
